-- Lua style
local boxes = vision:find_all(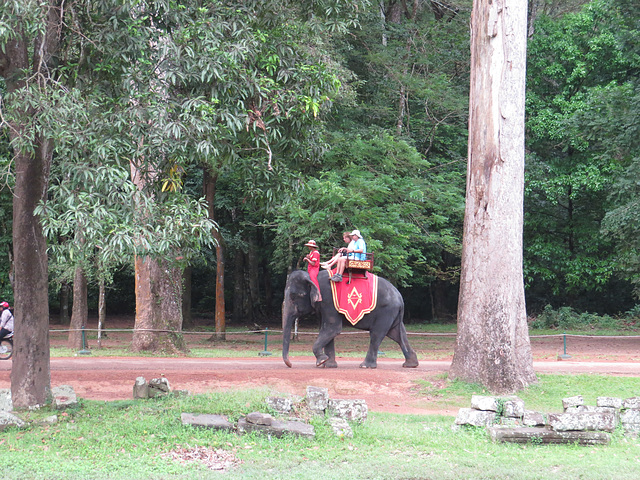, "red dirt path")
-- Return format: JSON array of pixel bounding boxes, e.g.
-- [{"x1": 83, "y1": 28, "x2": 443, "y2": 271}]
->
[{"x1": 0, "y1": 326, "x2": 639, "y2": 415}]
